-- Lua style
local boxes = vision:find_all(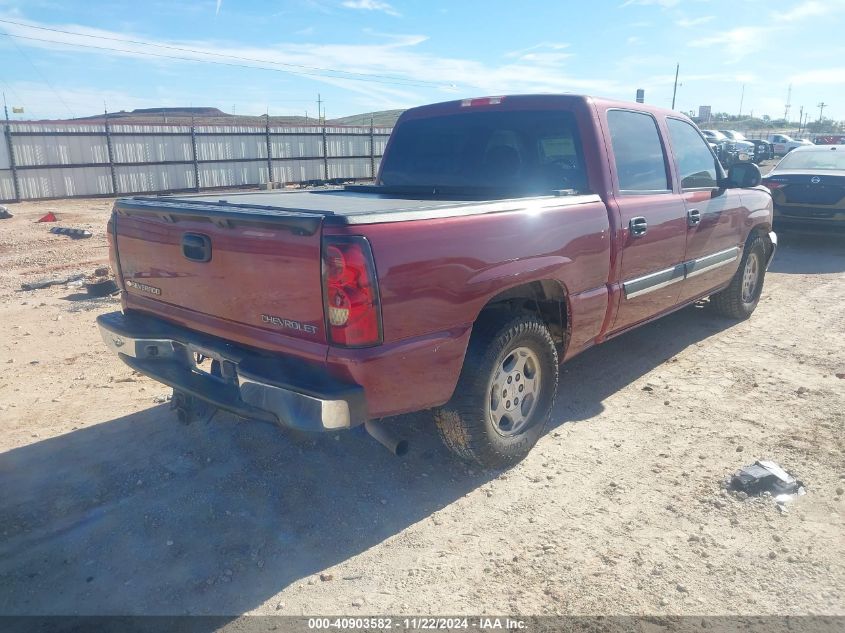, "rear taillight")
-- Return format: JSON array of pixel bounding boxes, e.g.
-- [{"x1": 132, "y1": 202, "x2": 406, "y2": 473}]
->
[
  {"x1": 322, "y1": 236, "x2": 382, "y2": 347},
  {"x1": 107, "y1": 214, "x2": 125, "y2": 291},
  {"x1": 763, "y1": 180, "x2": 785, "y2": 190}
]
